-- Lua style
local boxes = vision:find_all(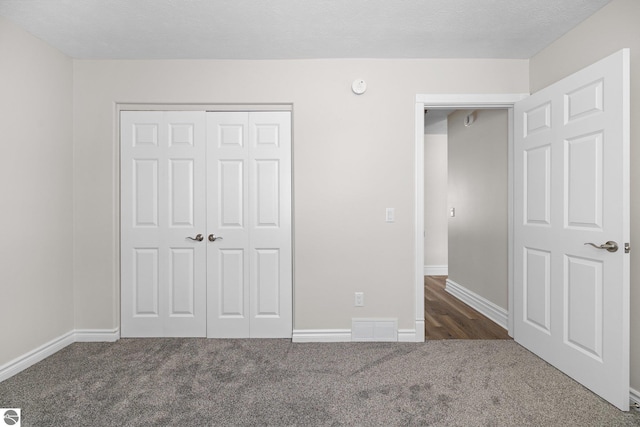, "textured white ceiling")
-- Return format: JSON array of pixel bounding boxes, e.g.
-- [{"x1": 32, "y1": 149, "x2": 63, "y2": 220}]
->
[{"x1": 0, "y1": 0, "x2": 611, "y2": 59}]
